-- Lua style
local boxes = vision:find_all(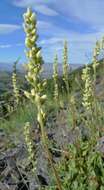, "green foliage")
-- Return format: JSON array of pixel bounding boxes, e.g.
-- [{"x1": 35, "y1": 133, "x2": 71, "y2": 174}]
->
[
  {"x1": 61, "y1": 141, "x2": 104, "y2": 190},
  {"x1": 0, "y1": 102, "x2": 36, "y2": 133}
]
